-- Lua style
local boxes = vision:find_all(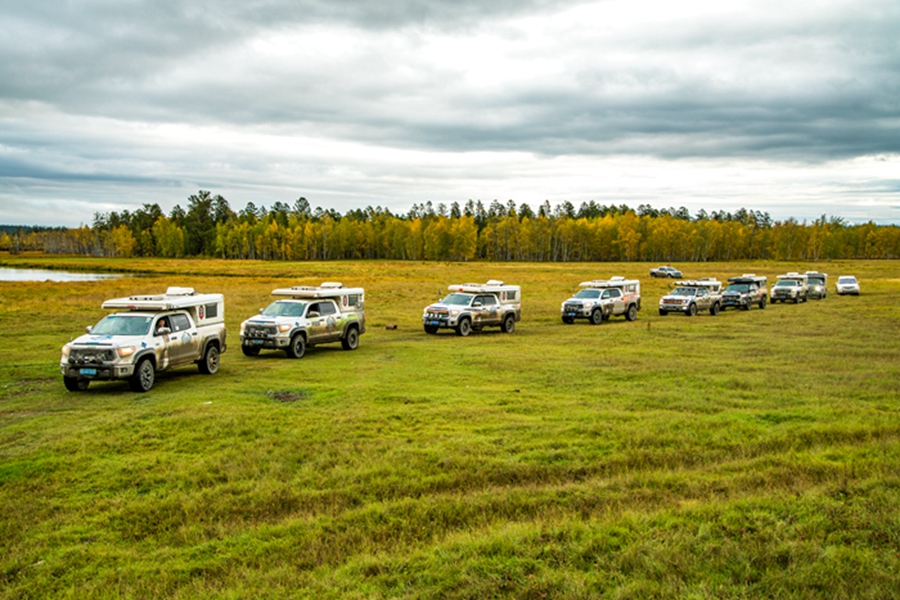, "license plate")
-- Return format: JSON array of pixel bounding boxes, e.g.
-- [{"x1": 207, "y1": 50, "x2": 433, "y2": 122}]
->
[
  {"x1": 251, "y1": 339, "x2": 264, "y2": 345},
  {"x1": 567, "y1": 313, "x2": 576, "y2": 317},
  {"x1": 429, "y1": 321, "x2": 440, "y2": 326},
  {"x1": 80, "y1": 368, "x2": 97, "y2": 376}
]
